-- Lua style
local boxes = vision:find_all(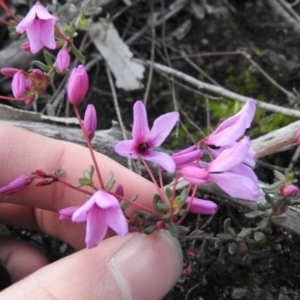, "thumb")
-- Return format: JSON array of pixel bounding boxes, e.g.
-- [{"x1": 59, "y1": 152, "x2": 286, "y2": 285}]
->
[{"x1": 1, "y1": 231, "x2": 182, "y2": 300}]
